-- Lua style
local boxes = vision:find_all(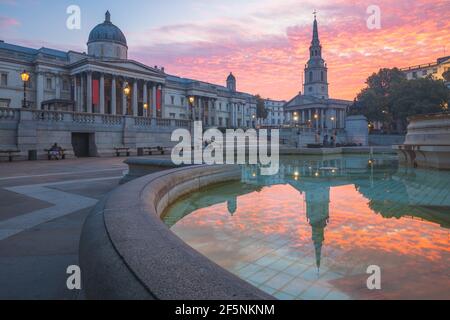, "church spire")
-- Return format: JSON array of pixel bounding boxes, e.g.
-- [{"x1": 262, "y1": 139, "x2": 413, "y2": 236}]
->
[{"x1": 312, "y1": 11, "x2": 320, "y2": 46}]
